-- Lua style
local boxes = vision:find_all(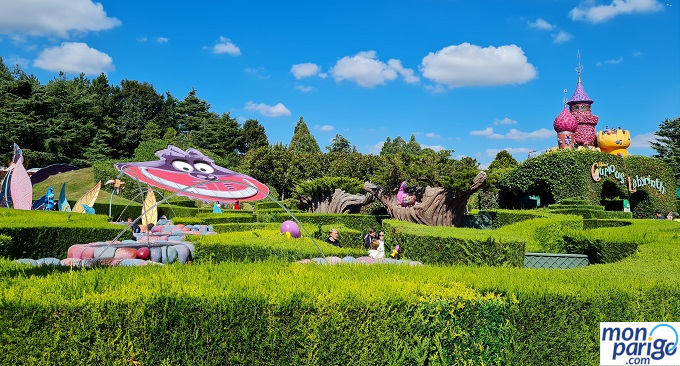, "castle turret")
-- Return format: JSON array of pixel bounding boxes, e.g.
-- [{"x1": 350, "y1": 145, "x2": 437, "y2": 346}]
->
[
  {"x1": 568, "y1": 54, "x2": 599, "y2": 146},
  {"x1": 553, "y1": 105, "x2": 577, "y2": 149}
]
